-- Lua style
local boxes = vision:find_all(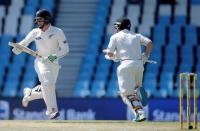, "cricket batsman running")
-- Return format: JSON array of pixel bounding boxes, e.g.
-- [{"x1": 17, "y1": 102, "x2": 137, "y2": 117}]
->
[
  {"x1": 11, "y1": 9, "x2": 69, "y2": 119},
  {"x1": 103, "y1": 17, "x2": 153, "y2": 122}
]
